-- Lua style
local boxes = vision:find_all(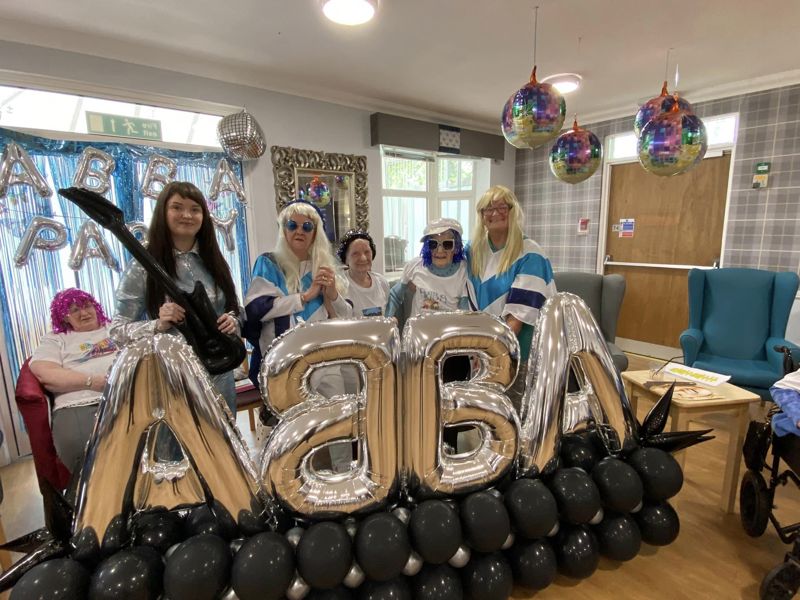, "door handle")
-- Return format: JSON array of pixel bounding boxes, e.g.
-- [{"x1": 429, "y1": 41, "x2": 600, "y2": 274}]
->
[
  {"x1": 604, "y1": 254, "x2": 612, "y2": 264},
  {"x1": 712, "y1": 258, "x2": 720, "y2": 268}
]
